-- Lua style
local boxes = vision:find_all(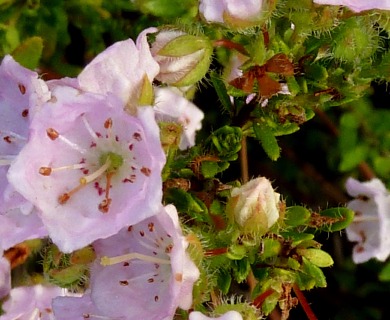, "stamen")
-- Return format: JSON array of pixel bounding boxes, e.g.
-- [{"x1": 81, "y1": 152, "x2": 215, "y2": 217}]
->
[
  {"x1": 83, "y1": 314, "x2": 118, "y2": 319},
  {"x1": 46, "y1": 128, "x2": 59, "y2": 140},
  {"x1": 82, "y1": 115, "x2": 99, "y2": 140},
  {"x1": 46, "y1": 128, "x2": 87, "y2": 154},
  {"x1": 80, "y1": 159, "x2": 111, "y2": 185},
  {"x1": 98, "y1": 172, "x2": 113, "y2": 213},
  {"x1": 353, "y1": 215, "x2": 379, "y2": 223},
  {"x1": 101, "y1": 253, "x2": 171, "y2": 266},
  {"x1": 57, "y1": 159, "x2": 112, "y2": 205},
  {"x1": 1, "y1": 131, "x2": 27, "y2": 143},
  {"x1": 104, "y1": 118, "x2": 113, "y2": 129},
  {"x1": 0, "y1": 155, "x2": 15, "y2": 166},
  {"x1": 39, "y1": 164, "x2": 85, "y2": 176},
  {"x1": 58, "y1": 183, "x2": 86, "y2": 204}
]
